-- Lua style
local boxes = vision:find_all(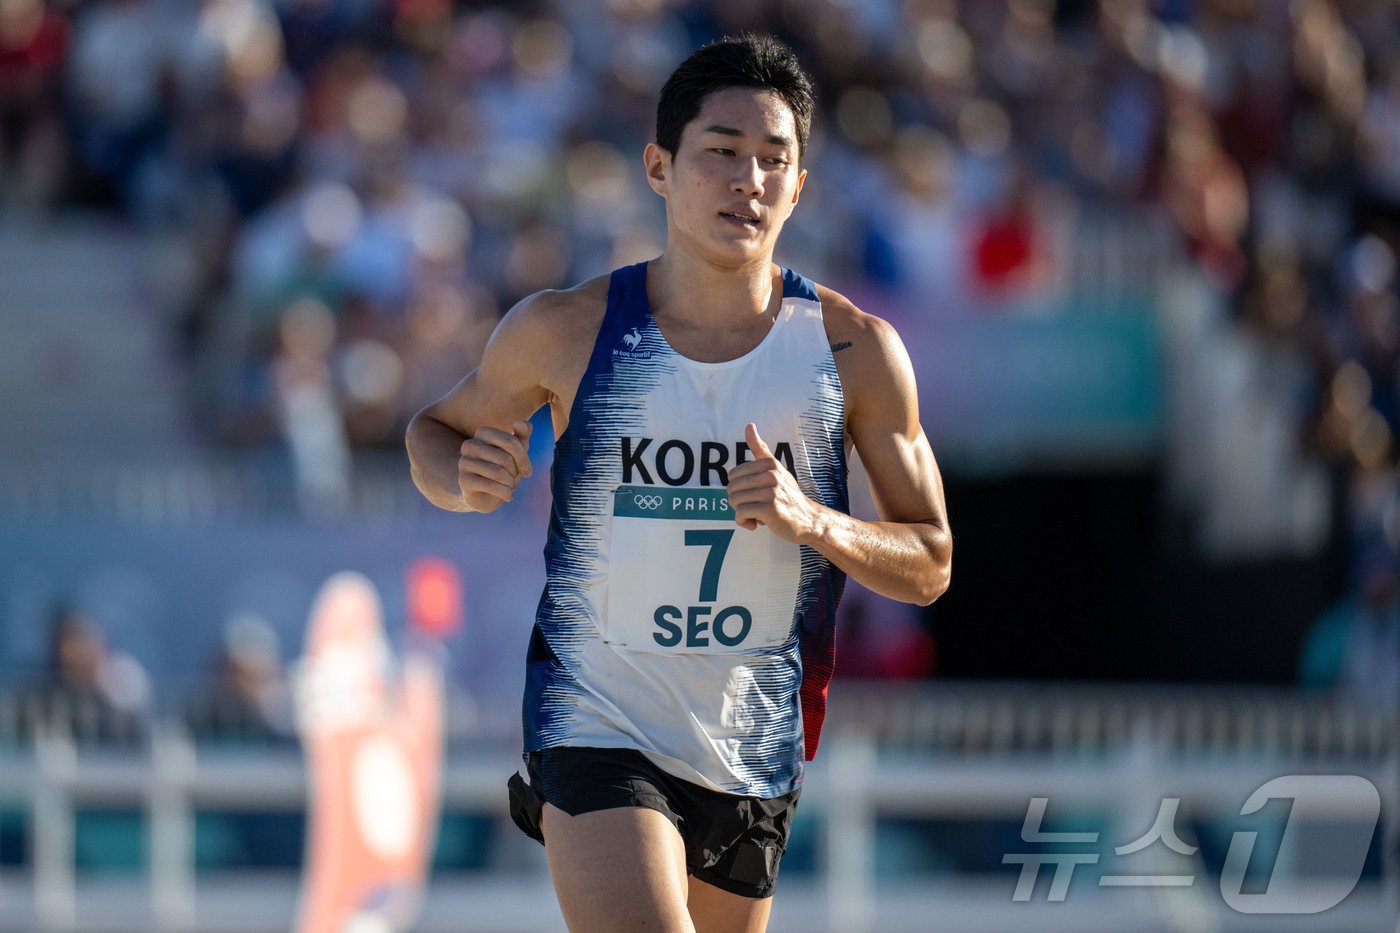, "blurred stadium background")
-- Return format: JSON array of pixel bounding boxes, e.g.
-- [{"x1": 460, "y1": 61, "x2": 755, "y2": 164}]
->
[{"x1": 0, "y1": 0, "x2": 1397, "y2": 929}]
